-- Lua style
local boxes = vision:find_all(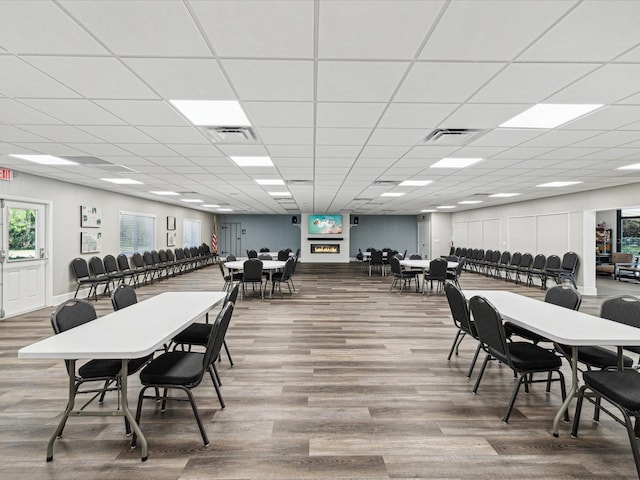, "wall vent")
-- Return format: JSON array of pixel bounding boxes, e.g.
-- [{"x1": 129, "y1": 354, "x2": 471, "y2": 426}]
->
[
  {"x1": 201, "y1": 126, "x2": 257, "y2": 144},
  {"x1": 424, "y1": 128, "x2": 483, "y2": 145}
]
